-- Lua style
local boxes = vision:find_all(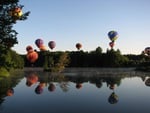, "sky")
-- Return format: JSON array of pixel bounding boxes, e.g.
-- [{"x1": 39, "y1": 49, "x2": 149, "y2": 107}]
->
[{"x1": 12, "y1": 0, "x2": 150, "y2": 55}]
